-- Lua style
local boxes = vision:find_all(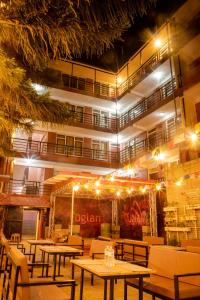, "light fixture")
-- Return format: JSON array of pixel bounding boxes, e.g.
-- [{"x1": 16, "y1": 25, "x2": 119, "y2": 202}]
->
[
  {"x1": 116, "y1": 191, "x2": 121, "y2": 197},
  {"x1": 31, "y1": 83, "x2": 46, "y2": 94},
  {"x1": 190, "y1": 132, "x2": 198, "y2": 143},
  {"x1": 96, "y1": 189, "x2": 101, "y2": 195},
  {"x1": 175, "y1": 178, "x2": 183, "y2": 187},
  {"x1": 141, "y1": 186, "x2": 147, "y2": 193},
  {"x1": 156, "y1": 184, "x2": 161, "y2": 191},
  {"x1": 84, "y1": 183, "x2": 89, "y2": 189},
  {"x1": 154, "y1": 152, "x2": 166, "y2": 161},
  {"x1": 154, "y1": 39, "x2": 162, "y2": 48},
  {"x1": 25, "y1": 158, "x2": 33, "y2": 165},
  {"x1": 73, "y1": 185, "x2": 80, "y2": 192},
  {"x1": 117, "y1": 77, "x2": 122, "y2": 85},
  {"x1": 95, "y1": 180, "x2": 100, "y2": 187},
  {"x1": 153, "y1": 71, "x2": 163, "y2": 81},
  {"x1": 127, "y1": 189, "x2": 131, "y2": 194},
  {"x1": 110, "y1": 175, "x2": 115, "y2": 182}
]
